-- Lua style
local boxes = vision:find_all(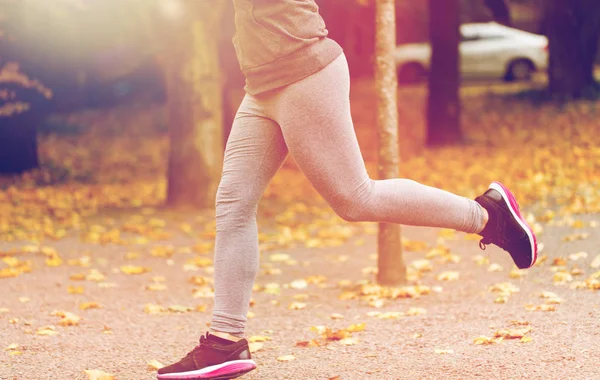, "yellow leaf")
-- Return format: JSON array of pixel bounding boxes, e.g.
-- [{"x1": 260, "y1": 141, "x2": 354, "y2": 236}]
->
[
  {"x1": 277, "y1": 354, "x2": 295, "y2": 362},
  {"x1": 51, "y1": 310, "x2": 81, "y2": 326},
  {"x1": 436, "y1": 271, "x2": 459, "y2": 281},
  {"x1": 525, "y1": 304, "x2": 556, "y2": 312},
  {"x1": 339, "y1": 337, "x2": 357, "y2": 346},
  {"x1": 4, "y1": 343, "x2": 19, "y2": 351},
  {"x1": 147, "y1": 360, "x2": 164, "y2": 371},
  {"x1": 120, "y1": 265, "x2": 151, "y2": 275},
  {"x1": 289, "y1": 302, "x2": 306, "y2": 310},
  {"x1": 83, "y1": 369, "x2": 115, "y2": 380},
  {"x1": 520, "y1": 336, "x2": 533, "y2": 343},
  {"x1": 494, "y1": 327, "x2": 531, "y2": 339},
  {"x1": 568, "y1": 251, "x2": 588, "y2": 261},
  {"x1": 487, "y1": 263, "x2": 503, "y2": 272},
  {"x1": 36, "y1": 326, "x2": 58, "y2": 336},
  {"x1": 45, "y1": 254, "x2": 63, "y2": 267},
  {"x1": 405, "y1": 307, "x2": 427, "y2": 316},
  {"x1": 144, "y1": 303, "x2": 164, "y2": 315},
  {"x1": 434, "y1": 349, "x2": 454, "y2": 354},
  {"x1": 346, "y1": 323, "x2": 366, "y2": 333},
  {"x1": 473, "y1": 255, "x2": 490, "y2": 266},
  {"x1": 85, "y1": 269, "x2": 105, "y2": 282},
  {"x1": 290, "y1": 279, "x2": 308, "y2": 289},
  {"x1": 403, "y1": 239, "x2": 428, "y2": 252},
  {"x1": 330, "y1": 313, "x2": 345, "y2": 320},
  {"x1": 248, "y1": 335, "x2": 272, "y2": 343},
  {"x1": 509, "y1": 268, "x2": 526, "y2": 278},
  {"x1": 270, "y1": 253, "x2": 291, "y2": 262},
  {"x1": 67, "y1": 286, "x2": 84, "y2": 294},
  {"x1": 553, "y1": 272, "x2": 573, "y2": 284},
  {"x1": 167, "y1": 305, "x2": 193, "y2": 313},
  {"x1": 473, "y1": 336, "x2": 499, "y2": 345},
  {"x1": 411, "y1": 259, "x2": 432, "y2": 272},
  {"x1": 70, "y1": 273, "x2": 86, "y2": 281},
  {"x1": 249, "y1": 342, "x2": 264, "y2": 353},
  {"x1": 539, "y1": 291, "x2": 559, "y2": 299},
  {"x1": 79, "y1": 302, "x2": 101, "y2": 310}
]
